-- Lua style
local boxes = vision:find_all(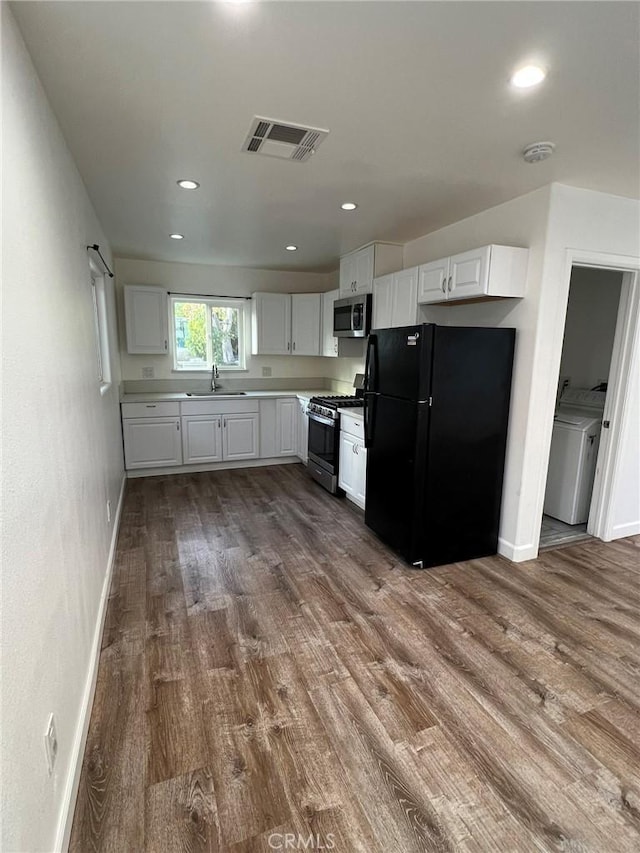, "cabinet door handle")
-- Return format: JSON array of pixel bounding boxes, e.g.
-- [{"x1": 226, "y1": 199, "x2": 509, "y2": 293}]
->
[
  {"x1": 146, "y1": 404, "x2": 157, "y2": 408},
  {"x1": 287, "y1": 341, "x2": 290, "y2": 351},
  {"x1": 292, "y1": 341, "x2": 296, "y2": 351},
  {"x1": 176, "y1": 421, "x2": 180, "y2": 430},
  {"x1": 441, "y1": 278, "x2": 446, "y2": 293},
  {"x1": 164, "y1": 340, "x2": 168, "y2": 350},
  {"x1": 447, "y1": 276, "x2": 453, "y2": 292}
]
